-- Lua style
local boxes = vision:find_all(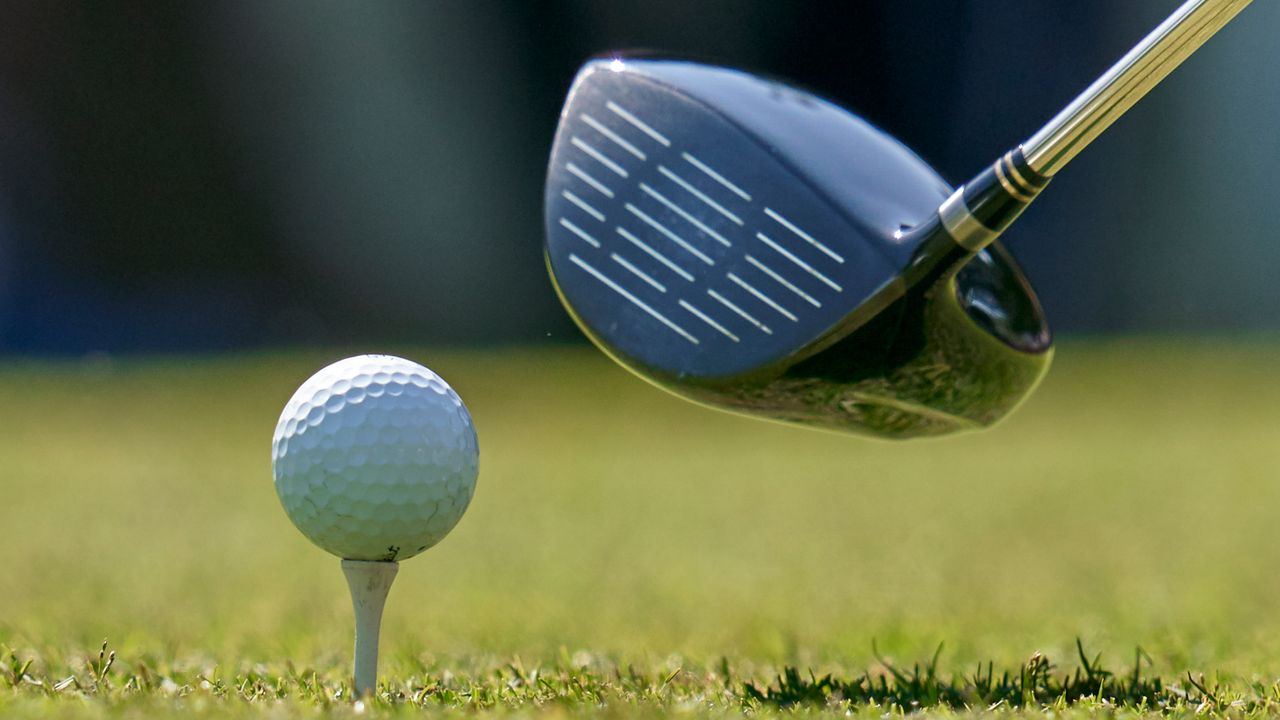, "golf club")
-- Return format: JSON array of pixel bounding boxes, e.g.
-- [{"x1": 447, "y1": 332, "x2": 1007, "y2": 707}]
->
[{"x1": 543, "y1": 0, "x2": 1252, "y2": 438}]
